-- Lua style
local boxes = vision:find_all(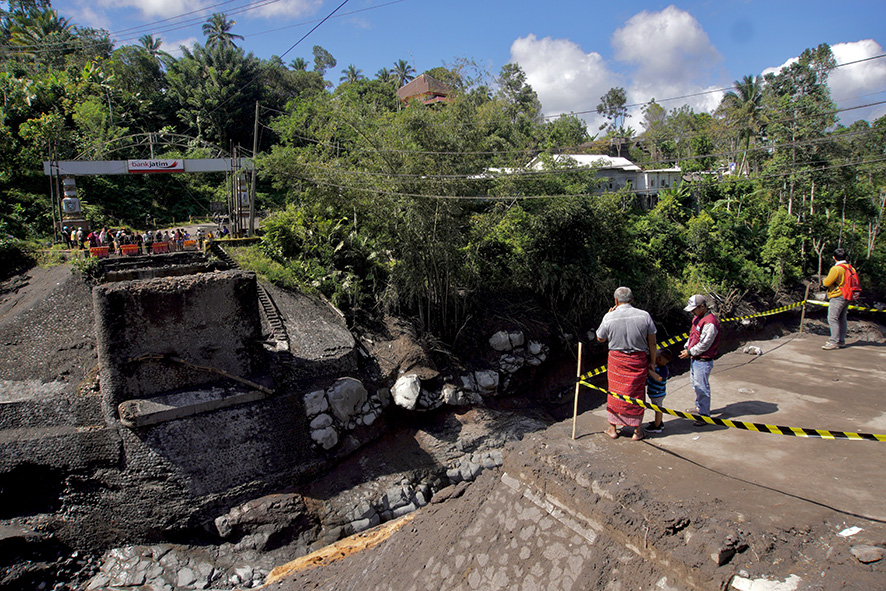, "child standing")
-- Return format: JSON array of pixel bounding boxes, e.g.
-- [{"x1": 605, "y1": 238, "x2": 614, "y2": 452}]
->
[{"x1": 645, "y1": 349, "x2": 673, "y2": 433}]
